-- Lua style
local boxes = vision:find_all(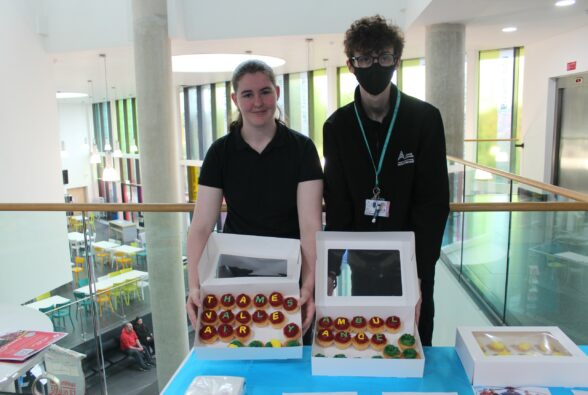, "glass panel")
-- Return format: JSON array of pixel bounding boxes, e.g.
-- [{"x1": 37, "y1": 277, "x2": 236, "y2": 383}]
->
[
  {"x1": 287, "y1": 72, "x2": 309, "y2": 136},
  {"x1": 311, "y1": 69, "x2": 327, "y2": 155},
  {"x1": 329, "y1": 249, "x2": 402, "y2": 296},
  {"x1": 460, "y1": 210, "x2": 510, "y2": 318},
  {"x1": 400, "y1": 58, "x2": 425, "y2": 100},
  {"x1": 200, "y1": 85, "x2": 214, "y2": 157},
  {"x1": 338, "y1": 66, "x2": 356, "y2": 107},
  {"x1": 214, "y1": 82, "x2": 228, "y2": 139},
  {"x1": 506, "y1": 210, "x2": 588, "y2": 345},
  {"x1": 276, "y1": 74, "x2": 285, "y2": 121},
  {"x1": 477, "y1": 48, "x2": 515, "y2": 171}
]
